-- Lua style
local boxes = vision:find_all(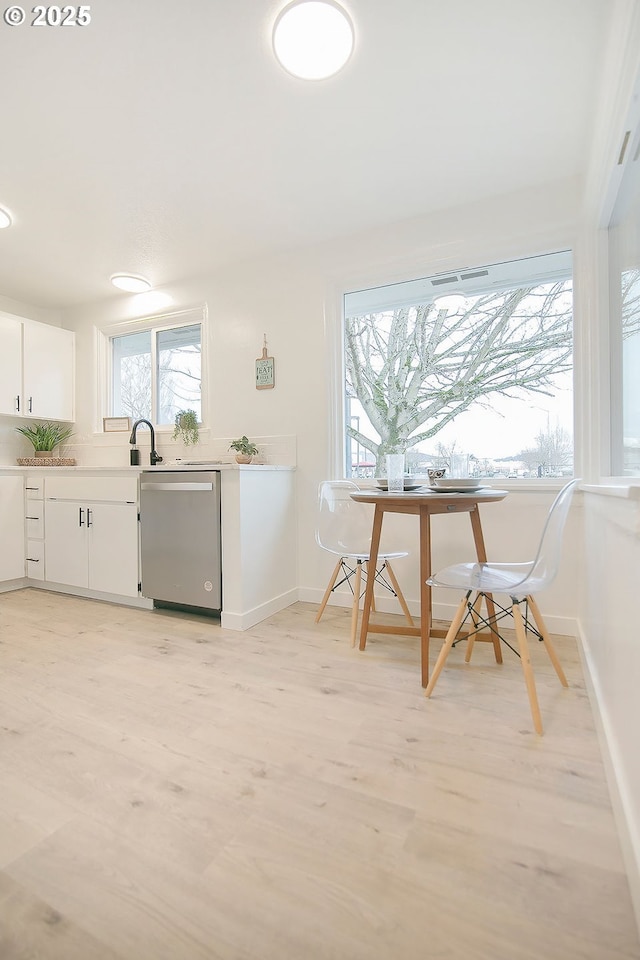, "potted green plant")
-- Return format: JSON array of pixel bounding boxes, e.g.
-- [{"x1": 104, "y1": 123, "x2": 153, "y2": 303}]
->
[
  {"x1": 16, "y1": 422, "x2": 74, "y2": 458},
  {"x1": 172, "y1": 409, "x2": 199, "y2": 446},
  {"x1": 229, "y1": 435, "x2": 259, "y2": 463}
]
